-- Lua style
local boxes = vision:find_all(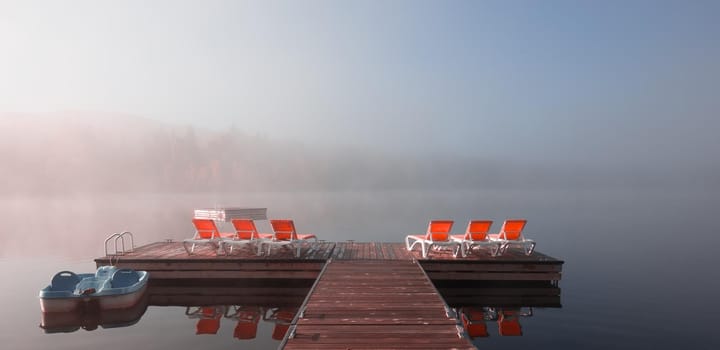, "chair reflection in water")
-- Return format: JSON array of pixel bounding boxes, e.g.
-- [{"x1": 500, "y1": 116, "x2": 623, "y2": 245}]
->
[
  {"x1": 225, "y1": 305, "x2": 263, "y2": 340},
  {"x1": 185, "y1": 306, "x2": 226, "y2": 335},
  {"x1": 497, "y1": 308, "x2": 532, "y2": 336},
  {"x1": 264, "y1": 306, "x2": 298, "y2": 340},
  {"x1": 458, "y1": 307, "x2": 533, "y2": 338},
  {"x1": 459, "y1": 307, "x2": 491, "y2": 339},
  {"x1": 185, "y1": 305, "x2": 297, "y2": 341}
]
